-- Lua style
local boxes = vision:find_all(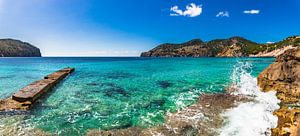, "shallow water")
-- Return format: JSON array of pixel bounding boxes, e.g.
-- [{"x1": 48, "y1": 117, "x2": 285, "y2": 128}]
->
[{"x1": 0, "y1": 57, "x2": 274, "y2": 135}]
